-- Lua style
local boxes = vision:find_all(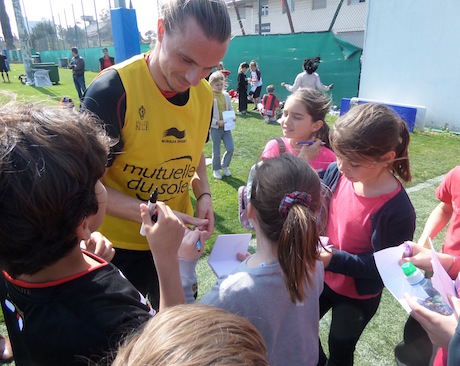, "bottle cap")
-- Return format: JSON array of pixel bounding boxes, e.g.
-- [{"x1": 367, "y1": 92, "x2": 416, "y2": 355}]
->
[
  {"x1": 401, "y1": 262, "x2": 417, "y2": 276},
  {"x1": 401, "y1": 262, "x2": 424, "y2": 286}
]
